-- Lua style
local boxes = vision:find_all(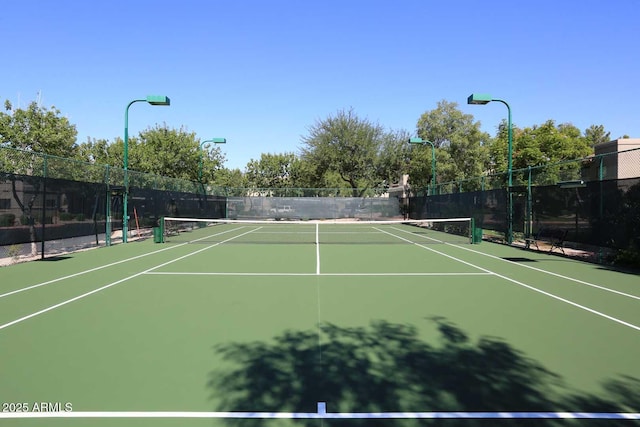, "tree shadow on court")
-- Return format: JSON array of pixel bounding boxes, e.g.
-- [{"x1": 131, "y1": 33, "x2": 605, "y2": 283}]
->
[{"x1": 208, "y1": 317, "x2": 639, "y2": 427}]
